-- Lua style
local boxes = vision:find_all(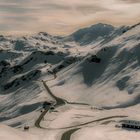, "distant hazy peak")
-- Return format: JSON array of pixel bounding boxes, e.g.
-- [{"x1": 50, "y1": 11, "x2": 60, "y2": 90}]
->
[{"x1": 68, "y1": 23, "x2": 115, "y2": 45}]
